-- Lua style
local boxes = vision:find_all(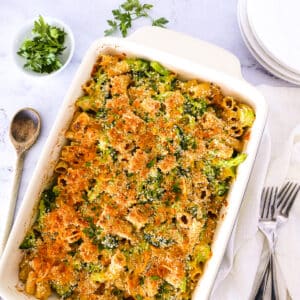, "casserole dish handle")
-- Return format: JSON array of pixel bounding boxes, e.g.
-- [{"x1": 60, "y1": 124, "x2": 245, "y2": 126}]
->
[{"x1": 128, "y1": 26, "x2": 243, "y2": 79}]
